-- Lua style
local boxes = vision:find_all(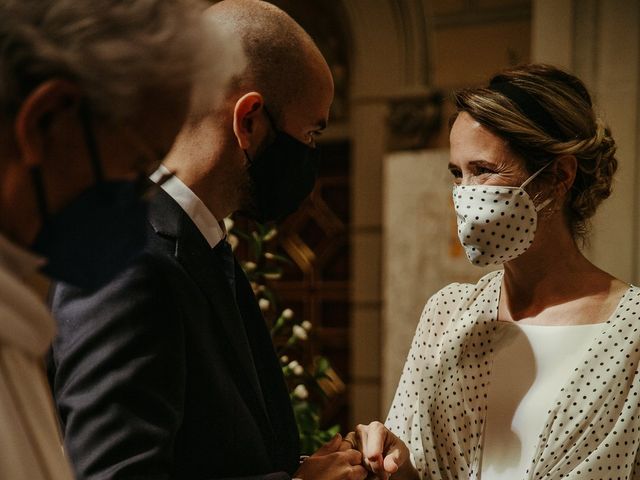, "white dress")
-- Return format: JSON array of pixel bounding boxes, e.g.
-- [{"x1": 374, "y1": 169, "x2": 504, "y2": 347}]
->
[
  {"x1": 0, "y1": 235, "x2": 74, "y2": 479},
  {"x1": 481, "y1": 322, "x2": 603, "y2": 479},
  {"x1": 386, "y1": 270, "x2": 640, "y2": 479}
]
